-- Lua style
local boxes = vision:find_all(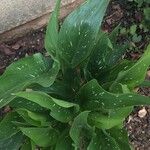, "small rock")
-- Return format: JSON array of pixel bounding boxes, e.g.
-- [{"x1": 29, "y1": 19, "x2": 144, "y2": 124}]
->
[{"x1": 138, "y1": 108, "x2": 147, "y2": 118}]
